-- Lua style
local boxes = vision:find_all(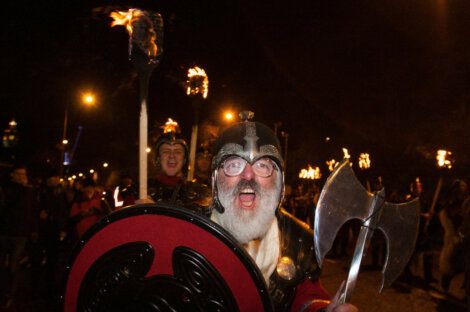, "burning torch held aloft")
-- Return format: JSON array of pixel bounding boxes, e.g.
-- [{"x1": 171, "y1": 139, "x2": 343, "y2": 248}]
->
[
  {"x1": 186, "y1": 66, "x2": 209, "y2": 181},
  {"x1": 110, "y1": 8, "x2": 163, "y2": 199}
]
